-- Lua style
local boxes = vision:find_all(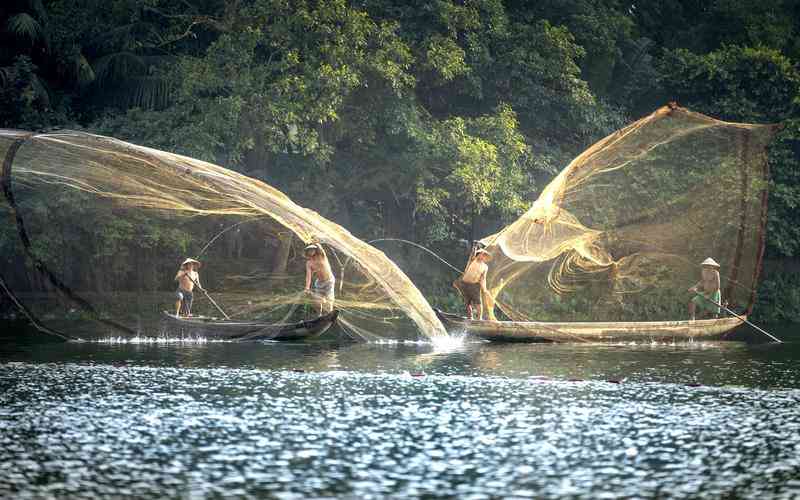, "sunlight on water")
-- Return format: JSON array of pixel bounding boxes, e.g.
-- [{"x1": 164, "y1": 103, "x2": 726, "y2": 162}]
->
[
  {"x1": 1, "y1": 362, "x2": 799, "y2": 499},
  {"x1": 87, "y1": 336, "x2": 214, "y2": 345},
  {"x1": 428, "y1": 331, "x2": 468, "y2": 350},
  {"x1": 604, "y1": 340, "x2": 732, "y2": 349},
  {"x1": 1, "y1": 327, "x2": 799, "y2": 499},
  {"x1": 361, "y1": 333, "x2": 468, "y2": 349}
]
